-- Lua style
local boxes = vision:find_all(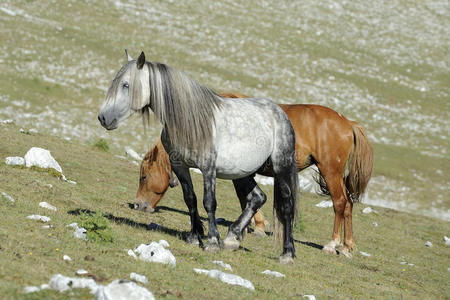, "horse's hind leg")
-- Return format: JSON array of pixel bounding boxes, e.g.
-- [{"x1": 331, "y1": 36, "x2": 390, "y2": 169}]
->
[
  {"x1": 171, "y1": 164, "x2": 204, "y2": 246},
  {"x1": 235, "y1": 184, "x2": 267, "y2": 237},
  {"x1": 224, "y1": 176, "x2": 267, "y2": 250},
  {"x1": 318, "y1": 167, "x2": 352, "y2": 257}
]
